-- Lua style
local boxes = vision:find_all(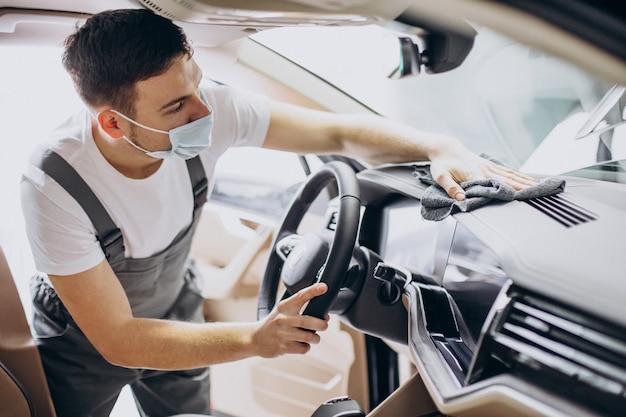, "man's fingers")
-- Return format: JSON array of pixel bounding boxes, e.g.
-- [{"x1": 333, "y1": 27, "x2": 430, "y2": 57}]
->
[
  {"x1": 436, "y1": 173, "x2": 466, "y2": 201},
  {"x1": 280, "y1": 282, "x2": 328, "y2": 315},
  {"x1": 488, "y1": 165, "x2": 537, "y2": 190},
  {"x1": 435, "y1": 161, "x2": 537, "y2": 201}
]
